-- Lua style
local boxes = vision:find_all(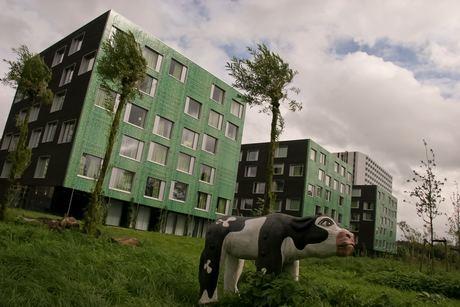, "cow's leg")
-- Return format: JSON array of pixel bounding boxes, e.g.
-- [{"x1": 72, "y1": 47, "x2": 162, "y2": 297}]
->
[
  {"x1": 198, "y1": 240, "x2": 222, "y2": 304},
  {"x1": 223, "y1": 255, "x2": 245, "y2": 293},
  {"x1": 282, "y1": 260, "x2": 299, "y2": 281}
]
